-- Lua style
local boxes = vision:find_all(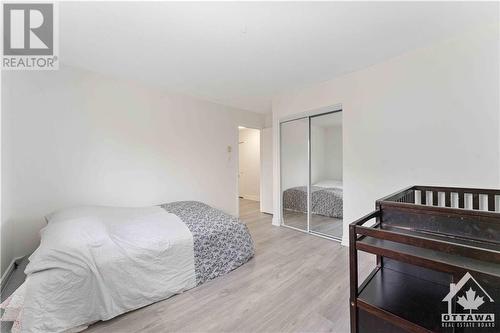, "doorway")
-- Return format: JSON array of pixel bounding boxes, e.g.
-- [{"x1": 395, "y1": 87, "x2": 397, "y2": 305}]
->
[{"x1": 238, "y1": 127, "x2": 261, "y2": 215}]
